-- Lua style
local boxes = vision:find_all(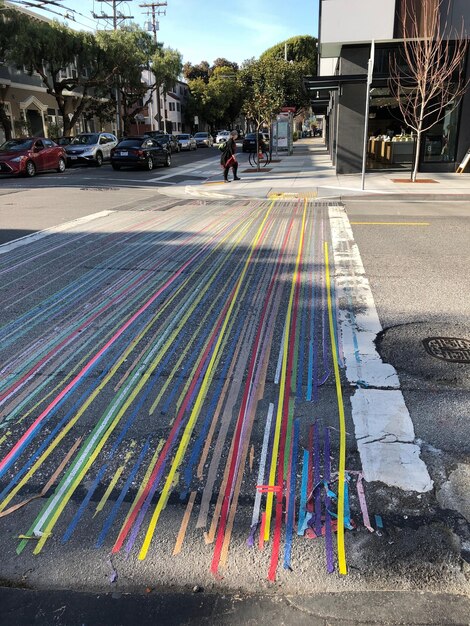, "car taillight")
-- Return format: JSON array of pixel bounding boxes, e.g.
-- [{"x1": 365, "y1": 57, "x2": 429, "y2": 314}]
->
[{"x1": 110, "y1": 148, "x2": 115, "y2": 155}]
